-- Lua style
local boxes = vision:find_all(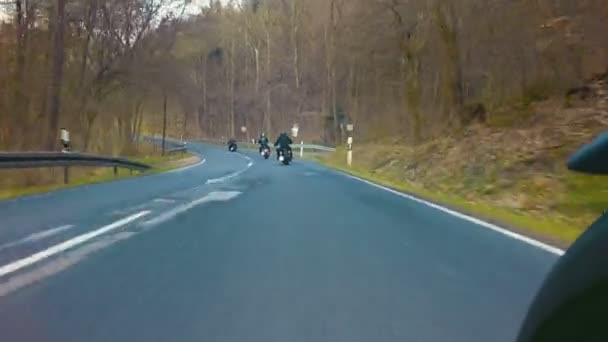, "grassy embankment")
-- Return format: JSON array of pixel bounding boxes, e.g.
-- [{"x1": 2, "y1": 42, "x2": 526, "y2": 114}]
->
[
  {"x1": 0, "y1": 147, "x2": 199, "y2": 200},
  {"x1": 321, "y1": 92, "x2": 608, "y2": 246}
]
